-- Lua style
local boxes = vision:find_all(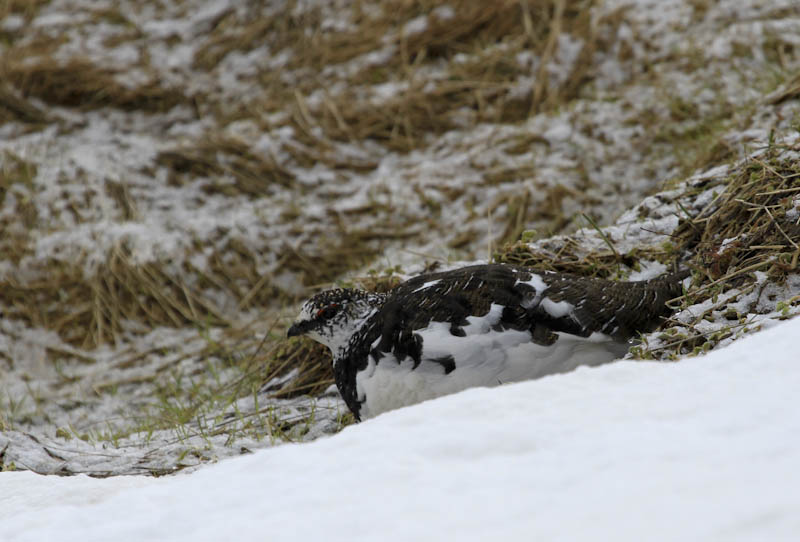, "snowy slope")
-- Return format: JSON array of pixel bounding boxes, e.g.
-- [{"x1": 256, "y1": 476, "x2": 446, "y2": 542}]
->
[{"x1": 2, "y1": 317, "x2": 799, "y2": 542}]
